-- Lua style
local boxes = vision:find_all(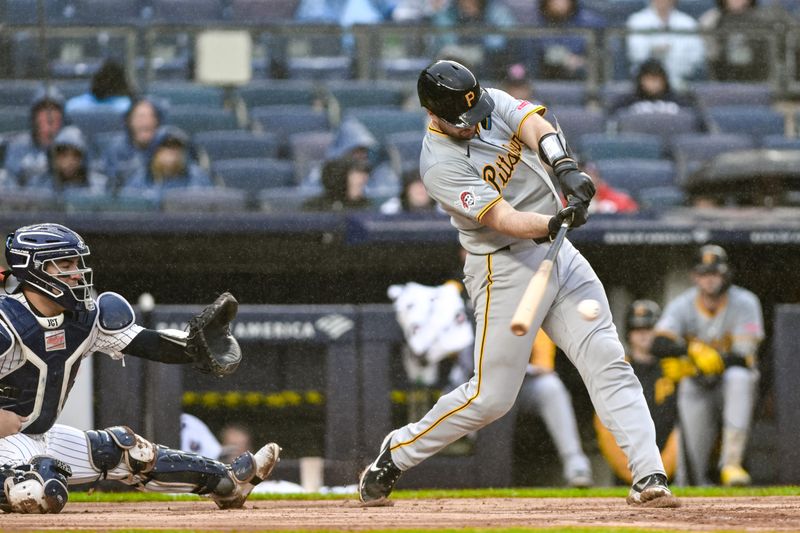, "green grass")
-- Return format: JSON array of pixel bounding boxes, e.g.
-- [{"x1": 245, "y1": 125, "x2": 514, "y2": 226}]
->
[{"x1": 67, "y1": 485, "x2": 800, "y2": 503}]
